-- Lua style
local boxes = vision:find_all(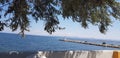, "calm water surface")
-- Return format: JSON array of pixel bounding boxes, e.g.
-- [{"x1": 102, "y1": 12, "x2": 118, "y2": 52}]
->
[{"x1": 0, "y1": 33, "x2": 120, "y2": 52}]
